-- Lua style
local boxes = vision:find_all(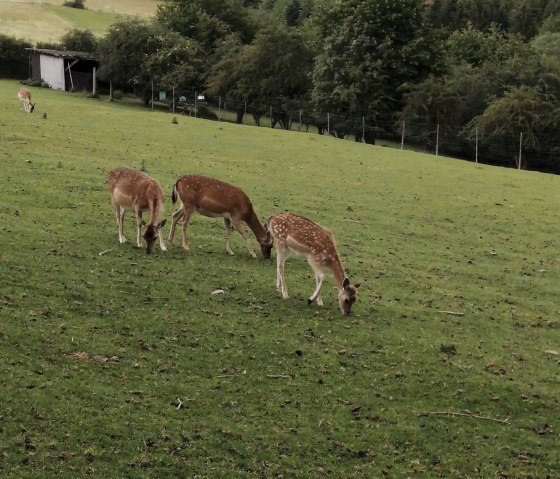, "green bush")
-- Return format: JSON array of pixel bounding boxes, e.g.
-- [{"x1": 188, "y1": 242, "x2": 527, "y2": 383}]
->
[
  {"x1": 0, "y1": 35, "x2": 32, "y2": 79},
  {"x1": 63, "y1": 0, "x2": 86, "y2": 9},
  {"x1": 194, "y1": 104, "x2": 219, "y2": 121}
]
